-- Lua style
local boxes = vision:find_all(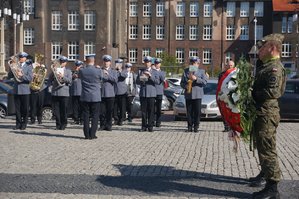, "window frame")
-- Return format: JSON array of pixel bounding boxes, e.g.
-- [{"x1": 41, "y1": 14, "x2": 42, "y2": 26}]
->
[
  {"x1": 68, "y1": 10, "x2": 80, "y2": 31},
  {"x1": 129, "y1": 25, "x2": 138, "y2": 40},
  {"x1": 176, "y1": 25, "x2": 185, "y2": 40},
  {"x1": 240, "y1": 25, "x2": 249, "y2": 40},
  {"x1": 68, "y1": 41, "x2": 79, "y2": 61},
  {"x1": 156, "y1": 2, "x2": 165, "y2": 17},
  {"x1": 176, "y1": 48, "x2": 185, "y2": 64},
  {"x1": 202, "y1": 49, "x2": 212, "y2": 64},
  {"x1": 129, "y1": 48, "x2": 138, "y2": 63},
  {"x1": 51, "y1": 42, "x2": 62, "y2": 60},
  {"x1": 226, "y1": 25, "x2": 235, "y2": 40},
  {"x1": 84, "y1": 10, "x2": 96, "y2": 31},
  {"x1": 203, "y1": 1, "x2": 212, "y2": 17},
  {"x1": 240, "y1": 2, "x2": 249, "y2": 17},
  {"x1": 24, "y1": 28, "x2": 34, "y2": 45},
  {"x1": 84, "y1": 41, "x2": 95, "y2": 57},
  {"x1": 203, "y1": 24, "x2": 212, "y2": 40},
  {"x1": 129, "y1": 1, "x2": 138, "y2": 17},
  {"x1": 51, "y1": 11, "x2": 62, "y2": 31},
  {"x1": 189, "y1": 48, "x2": 199, "y2": 58},
  {"x1": 190, "y1": 2, "x2": 199, "y2": 17},
  {"x1": 189, "y1": 25, "x2": 199, "y2": 40},
  {"x1": 143, "y1": 2, "x2": 152, "y2": 17},
  {"x1": 143, "y1": 25, "x2": 151, "y2": 40},
  {"x1": 156, "y1": 25, "x2": 165, "y2": 40},
  {"x1": 226, "y1": 2, "x2": 236, "y2": 17},
  {"x1": 176, "y1": 2, "x2": 185, "y2": 17},
  {"x1": 24, "y1": 0, "x2": 34, "y2": 14},
  {"x1": 254, "y1": 2, "x2": 264, "y2": 17},
  {"x1": 282, "y1": 42, "x2": 292, "y2": 57}
]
